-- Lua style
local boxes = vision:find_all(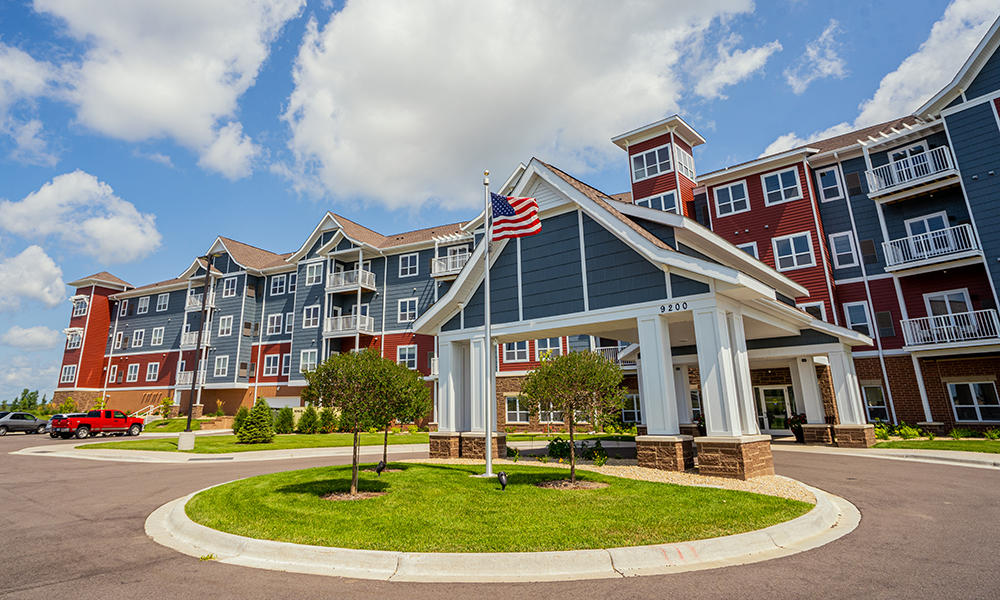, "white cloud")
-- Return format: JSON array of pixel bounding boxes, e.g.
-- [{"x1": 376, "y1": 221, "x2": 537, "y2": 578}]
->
[
  {"x1": 0, "y1": 42, "x2": 62, "y2": 164},
  {"x1": 1, "y1": 325, "x2": 62, "y2": 350},
  {"x1": 34, "y1": 0, "x2": 304, "y2": 179},
  {"x1": 696, "y1": 37, "x2": 782, "y2": 99},
  {"x1": 0, "y1": 246, "x2": 65, "y2": 310},
  {"x1": 282, "y1": 0, "x2": 754, "y2": 210},
  {"x1": 133, "y1": 149, "x2": 174, "y2": 168},
  {"x1": 763, "y1": 0, "x2": 996, "y2": 155},
  {"x1": 784, "y1": 19, "x2": 846, "y2": 94},
  {"x1": 0, "y1": 170, "x2": 162, "y2": 263},
  {"x1": 0, "y1": 354, "x2": 59, "y2": 399}
]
